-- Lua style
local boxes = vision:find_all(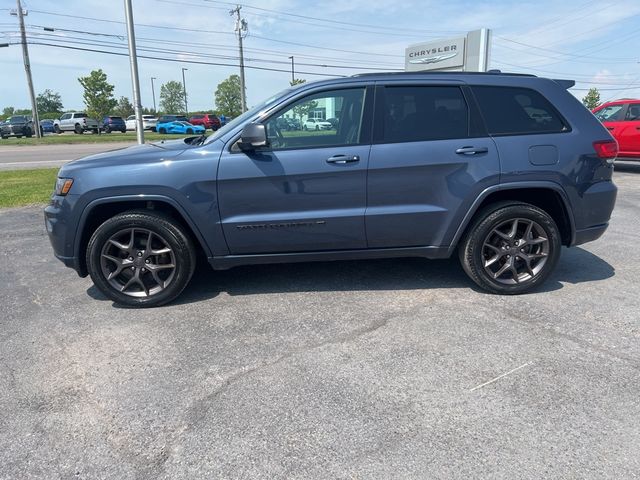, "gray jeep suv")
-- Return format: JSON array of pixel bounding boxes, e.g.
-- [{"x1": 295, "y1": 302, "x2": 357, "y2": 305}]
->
[{"x1": 45, "y1": 71, "x2": 618, "y2": 307}]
